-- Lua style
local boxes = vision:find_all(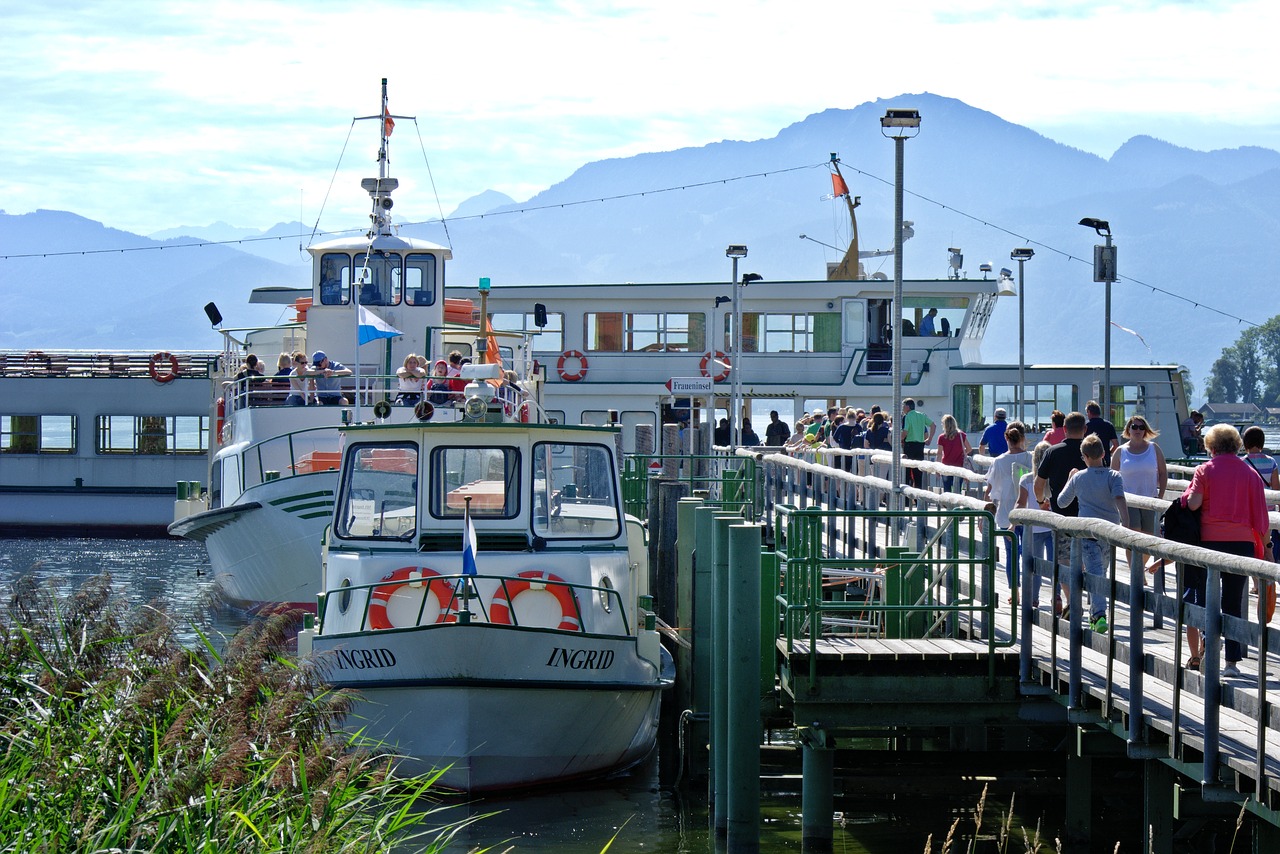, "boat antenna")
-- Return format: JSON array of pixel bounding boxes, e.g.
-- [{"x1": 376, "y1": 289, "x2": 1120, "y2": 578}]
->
[{"x1": 827, "y1": 154, "x2": 863, "y2": 281}]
